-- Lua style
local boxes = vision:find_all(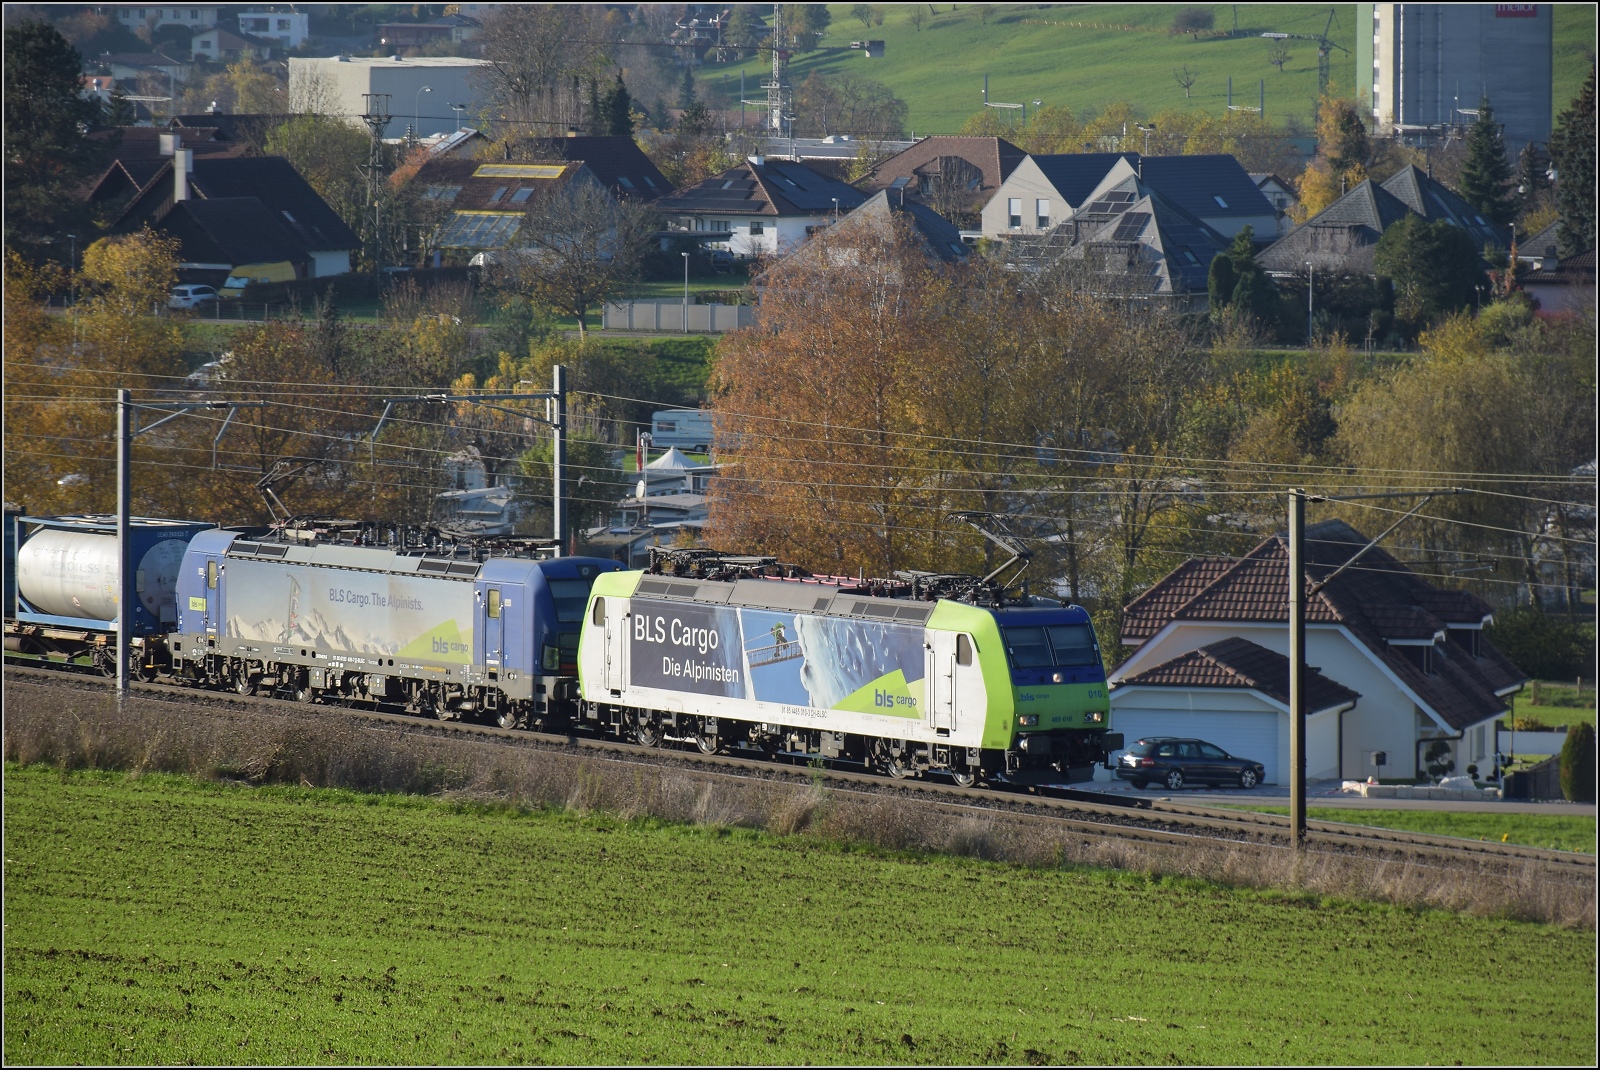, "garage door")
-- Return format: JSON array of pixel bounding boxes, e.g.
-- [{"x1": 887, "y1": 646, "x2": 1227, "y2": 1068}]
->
[{"x1": 1111, "y1": 709, "x2": 1282, "y2": 784}]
